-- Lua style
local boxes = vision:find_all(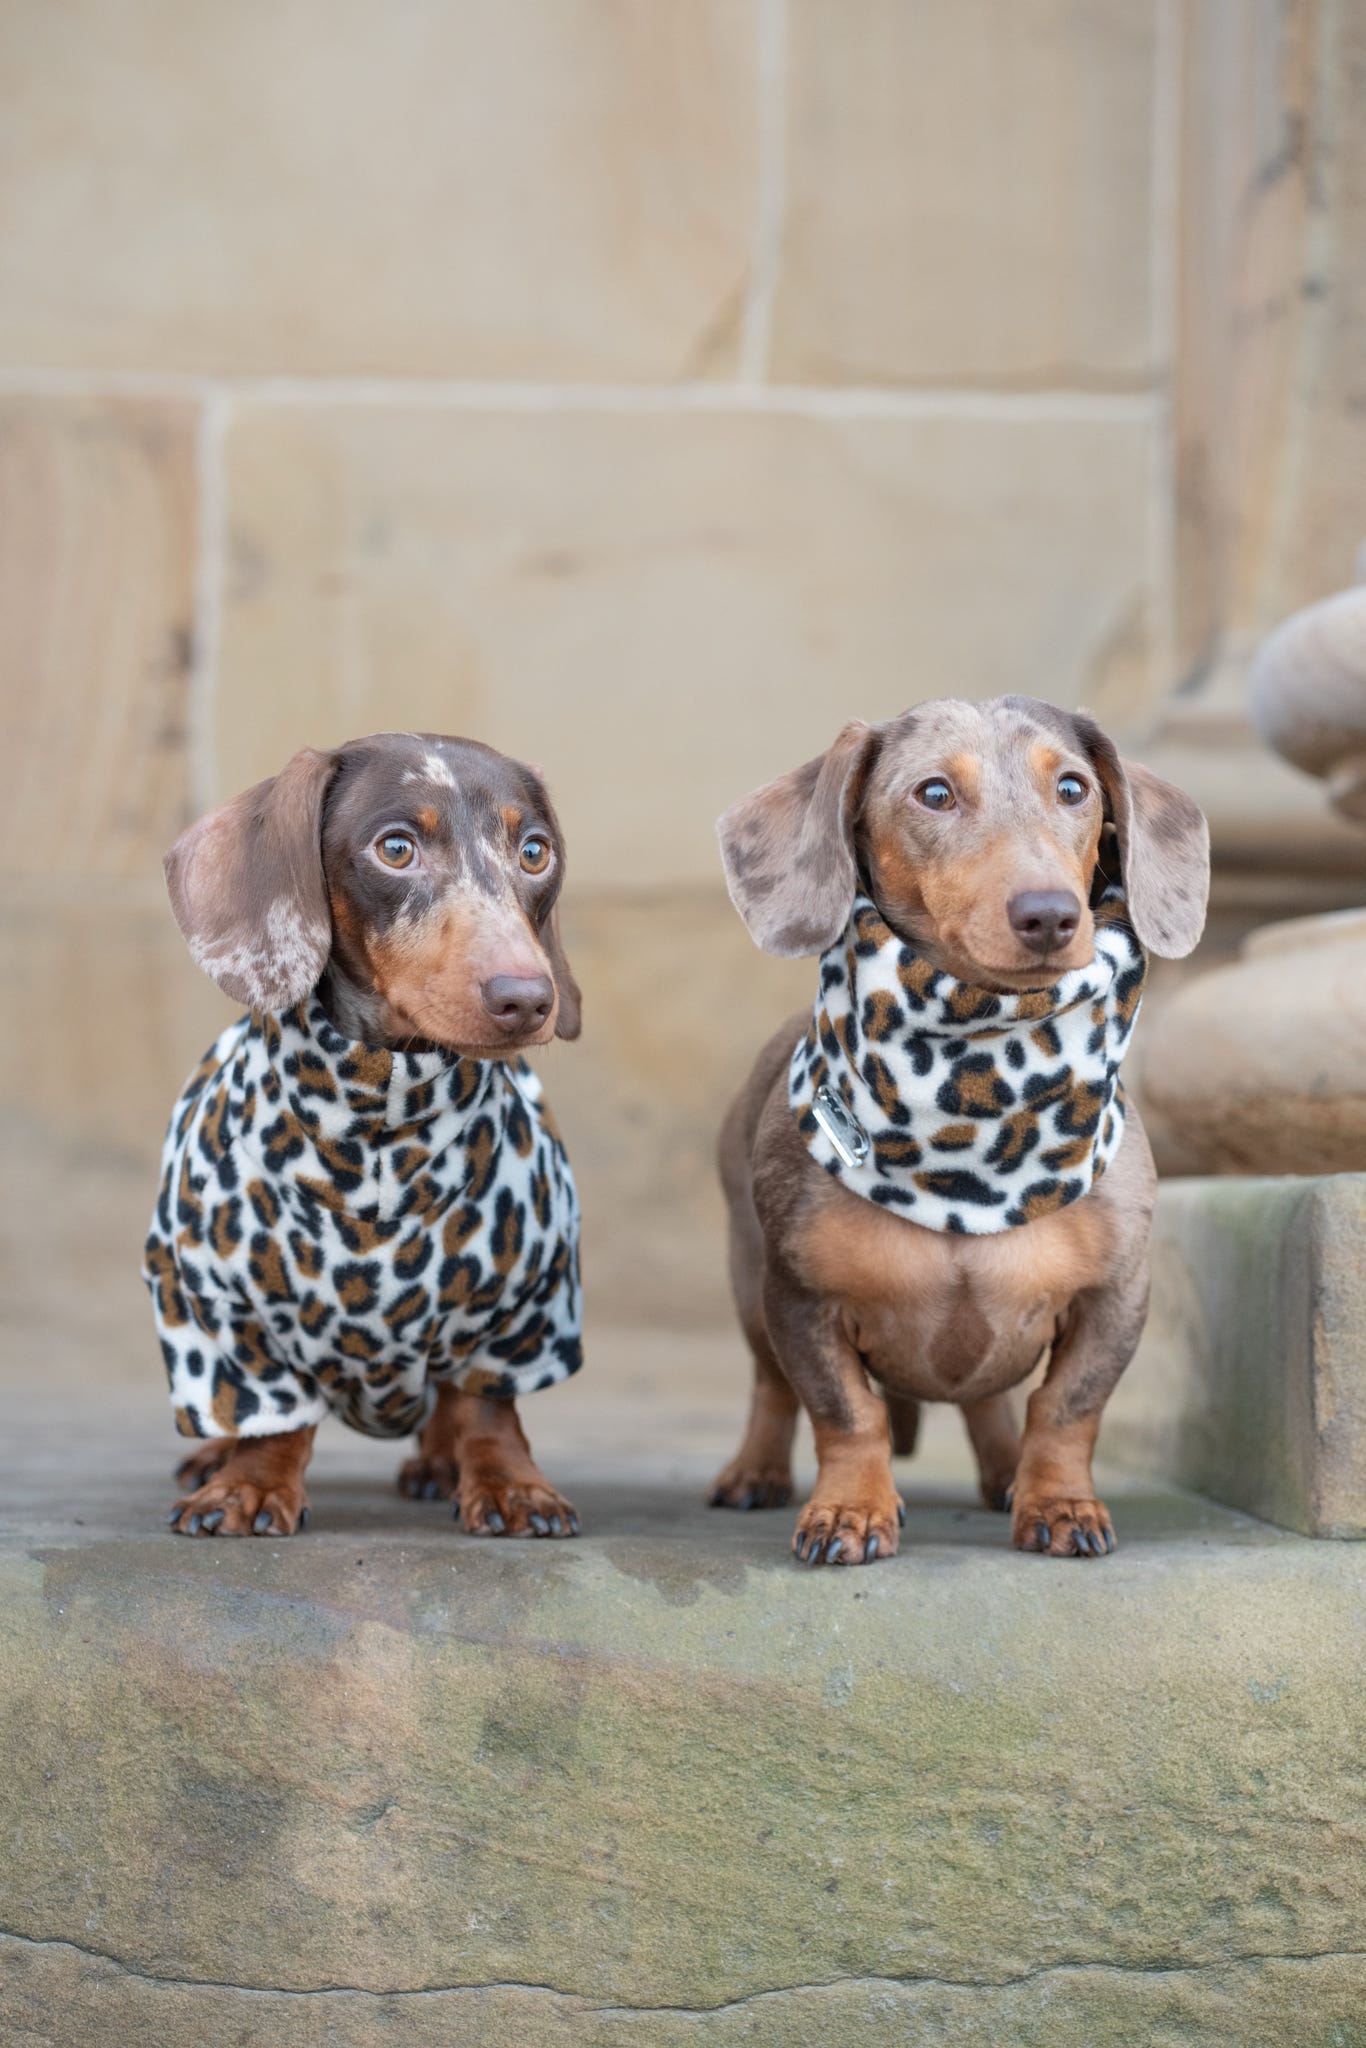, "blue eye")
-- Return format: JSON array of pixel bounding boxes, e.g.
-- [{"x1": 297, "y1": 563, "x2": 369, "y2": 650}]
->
[
  {"x1": 1057, "y1": 774, "x2": 1087, "y2": 806},
  {"x1": 916, "y1": 779, "x2": 956, "y2": 812}
]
